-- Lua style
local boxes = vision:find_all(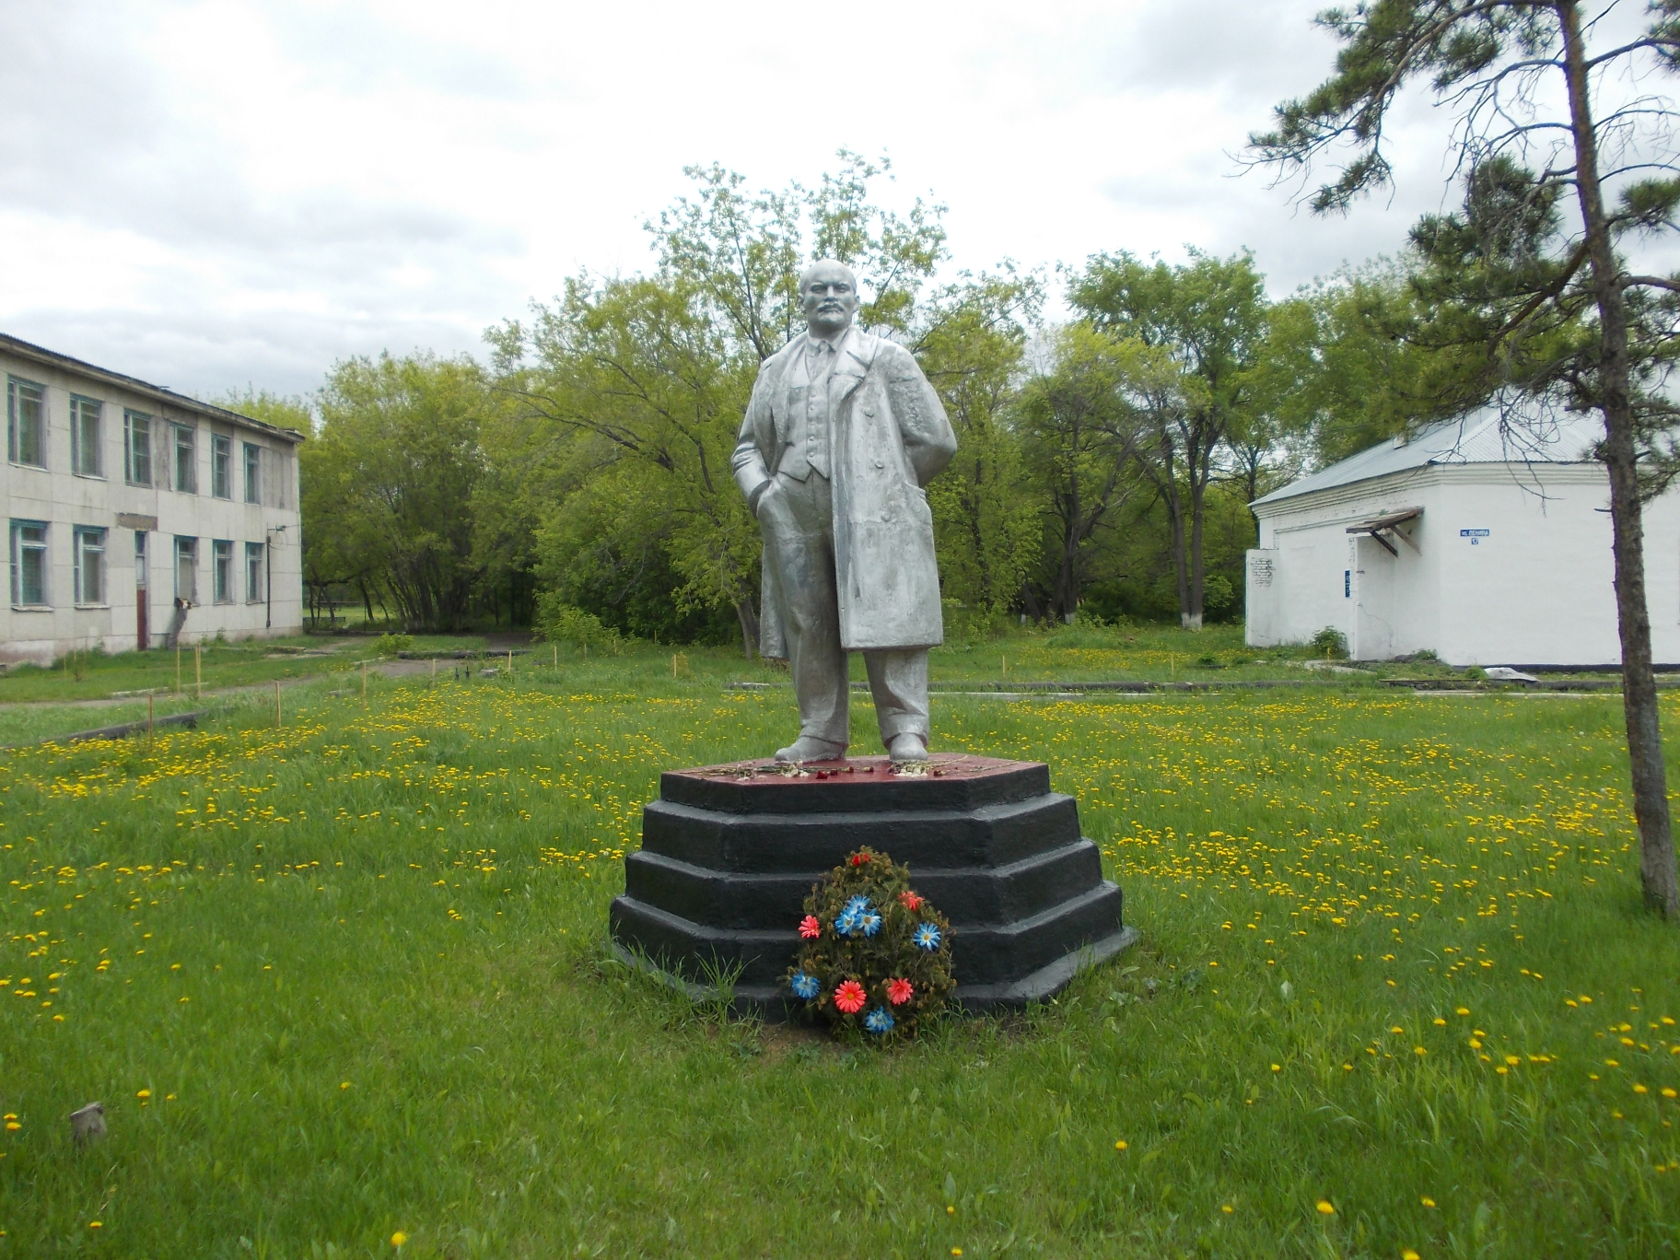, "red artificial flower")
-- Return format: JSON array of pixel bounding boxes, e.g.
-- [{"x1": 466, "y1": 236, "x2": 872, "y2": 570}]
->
[
  {"x1": 798, "y1": 915, "x2": 821, "y2": 939},
  {"x1": 899, "y1": 891, "x2": 924, "y2": 911},
  {"x1": 887, "y1": 978, "x2": 914, "y2": 1005},
  {"x1": 850, "y1": 853, "x2": 870, "y2": 867},
  {"x1": 834, "y1": 979, "x2": 867, "y2": 1014}
]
